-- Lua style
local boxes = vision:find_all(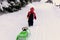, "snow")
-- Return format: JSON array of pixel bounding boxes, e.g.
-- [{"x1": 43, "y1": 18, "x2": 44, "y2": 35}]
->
[
  {"x1": 53, "y1": 0, "x2": 60, "y2": 5},
  {"x1": 2, "y1": 1, "x2": 10, "y2": 7},
  {"x1": 0, "y1": 2, "x2": 60, "y2": 40}
]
